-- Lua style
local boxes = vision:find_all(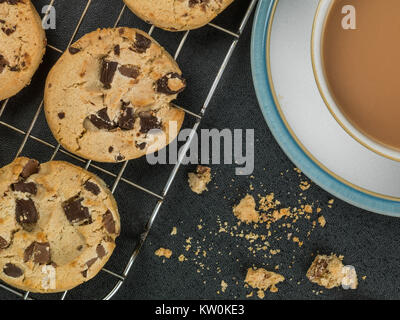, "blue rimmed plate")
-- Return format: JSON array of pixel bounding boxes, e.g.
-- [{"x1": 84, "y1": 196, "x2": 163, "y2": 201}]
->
[{"x1": 251, "y1": 0, "x2": 400, "y2": 216}]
